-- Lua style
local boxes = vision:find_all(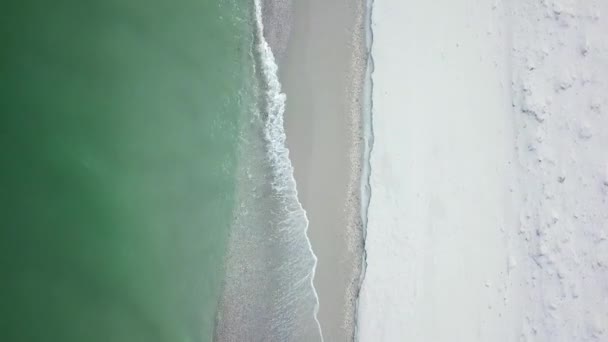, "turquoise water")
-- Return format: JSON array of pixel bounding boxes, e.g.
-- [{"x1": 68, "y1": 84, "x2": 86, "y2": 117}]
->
[
  {"x1": 0, "y1": 1, "x2": 252, "y2": 341},
  {"x1": 1, "y1": 1, "x2": 325, "y2": 340}
]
